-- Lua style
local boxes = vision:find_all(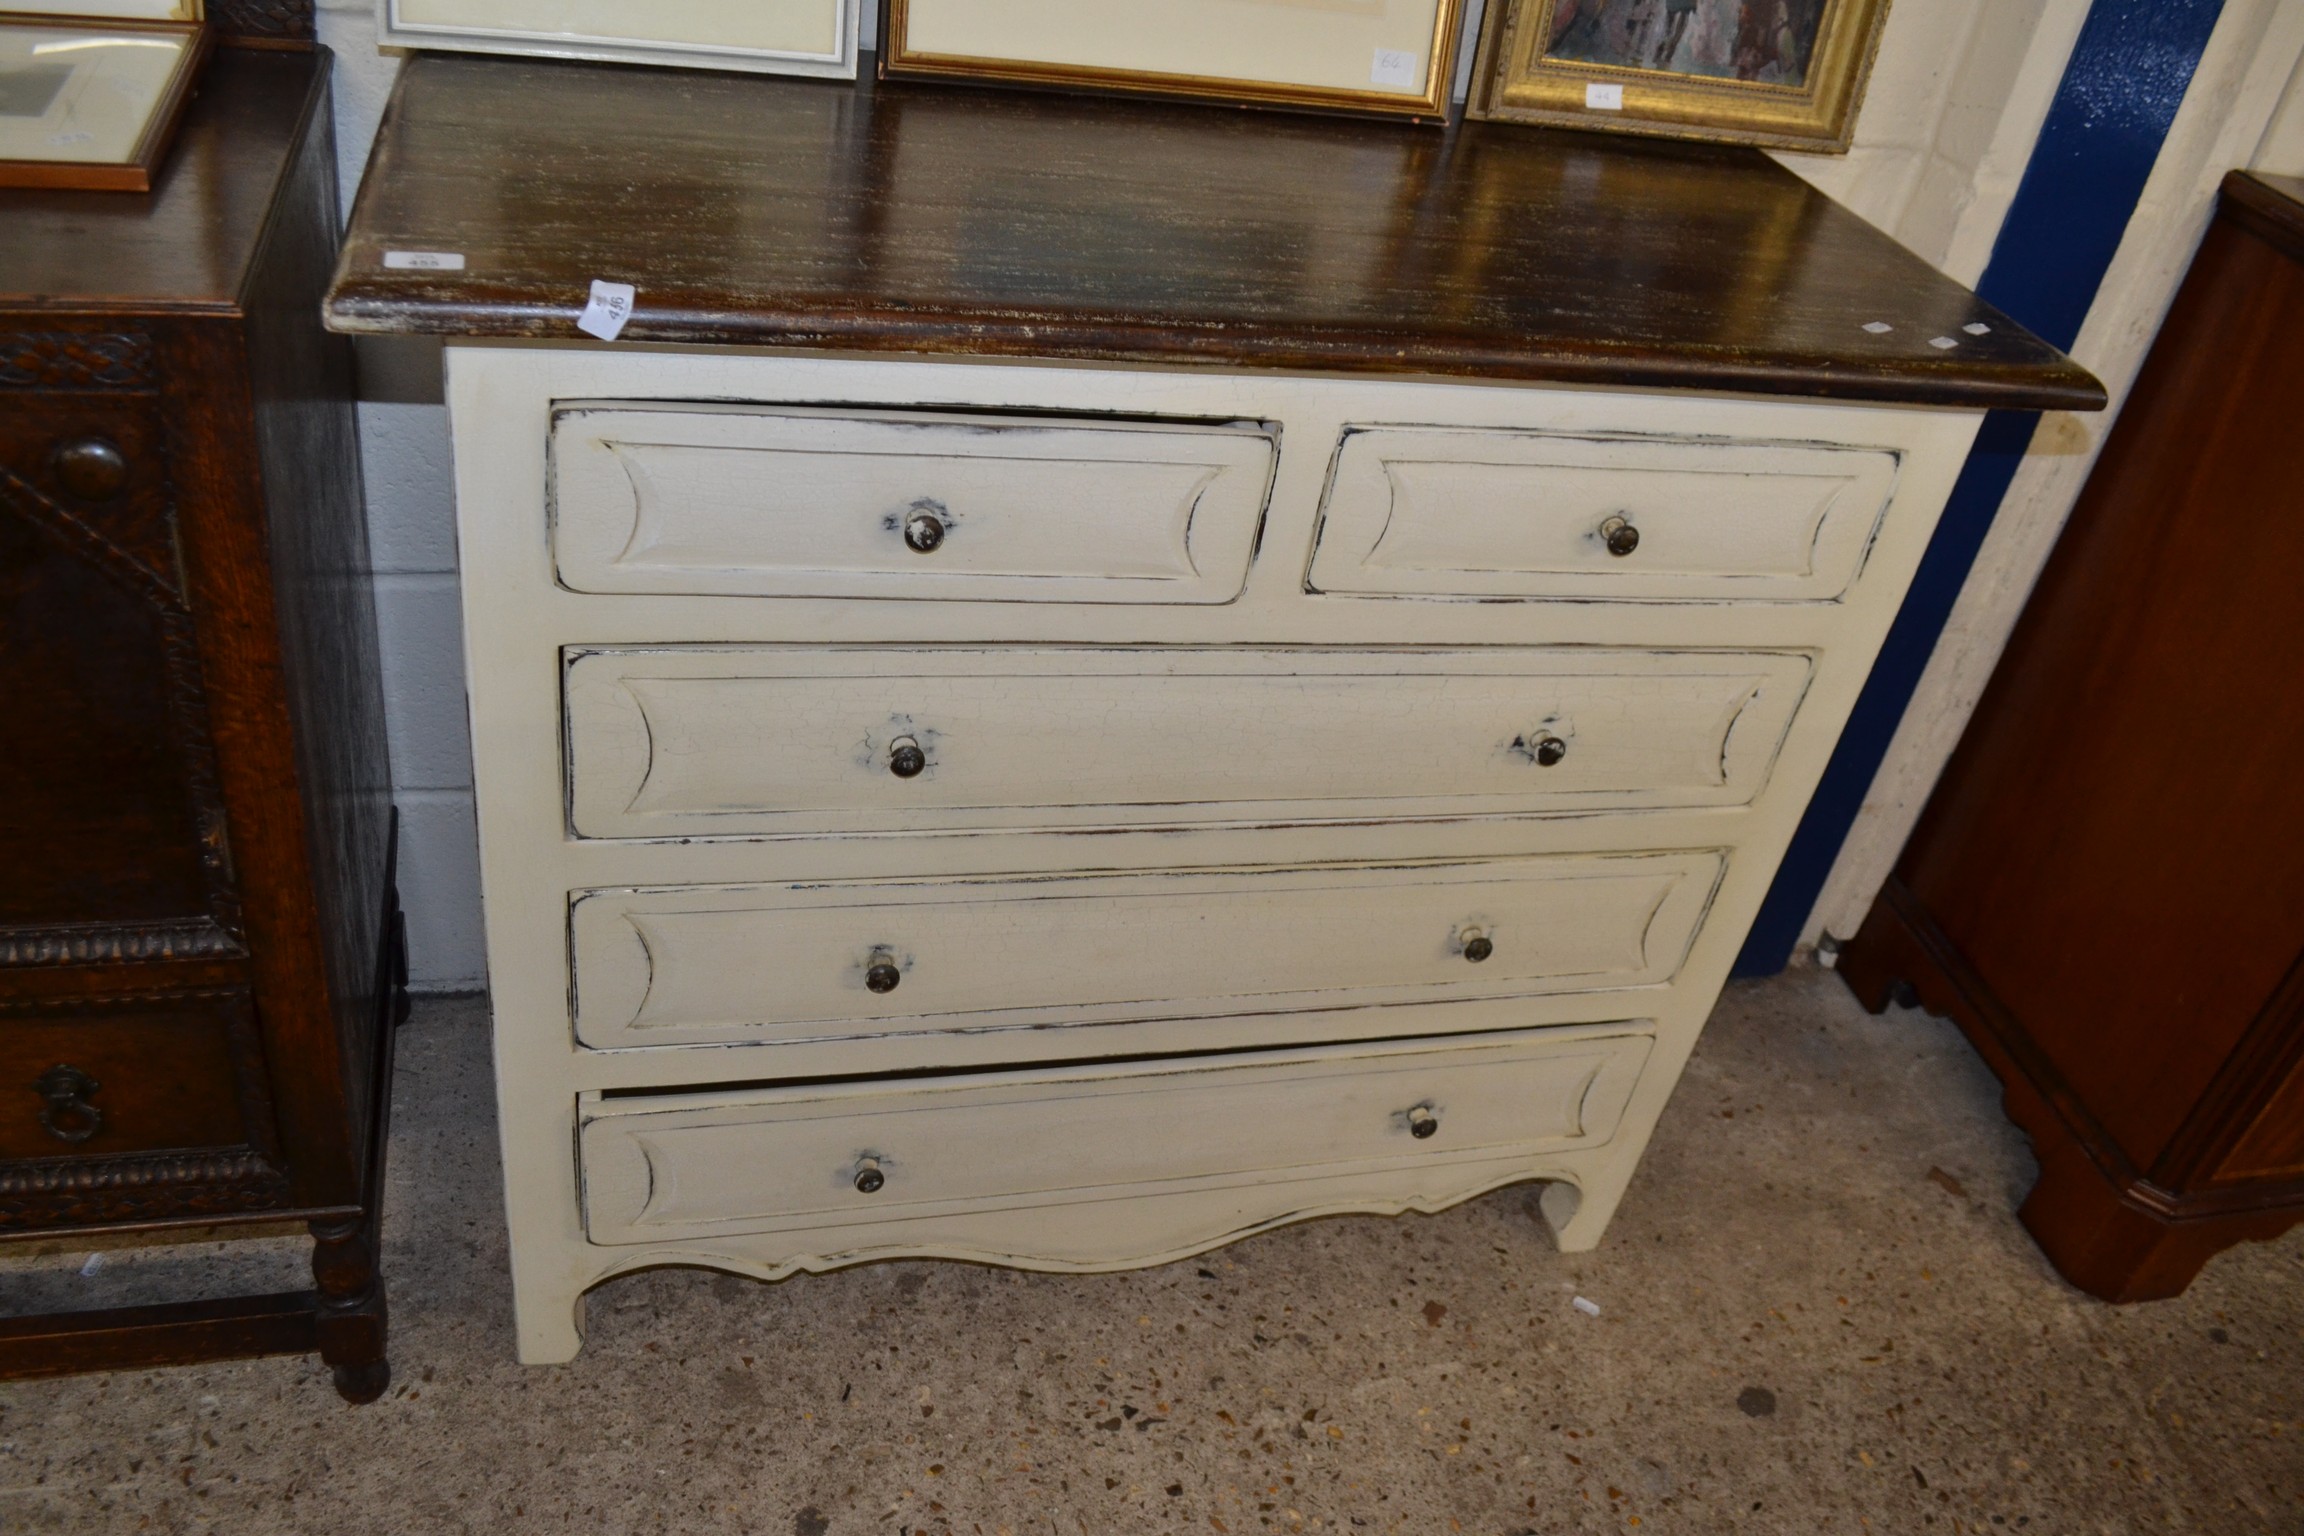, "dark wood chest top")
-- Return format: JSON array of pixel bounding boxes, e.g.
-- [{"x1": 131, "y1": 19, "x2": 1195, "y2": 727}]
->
[
  {"x1": 325, "y1": 54, "x2": 2102, "y2": 412},
  {"x1": 0, "y1": 48, "x2": 325, "y2": 314}
]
